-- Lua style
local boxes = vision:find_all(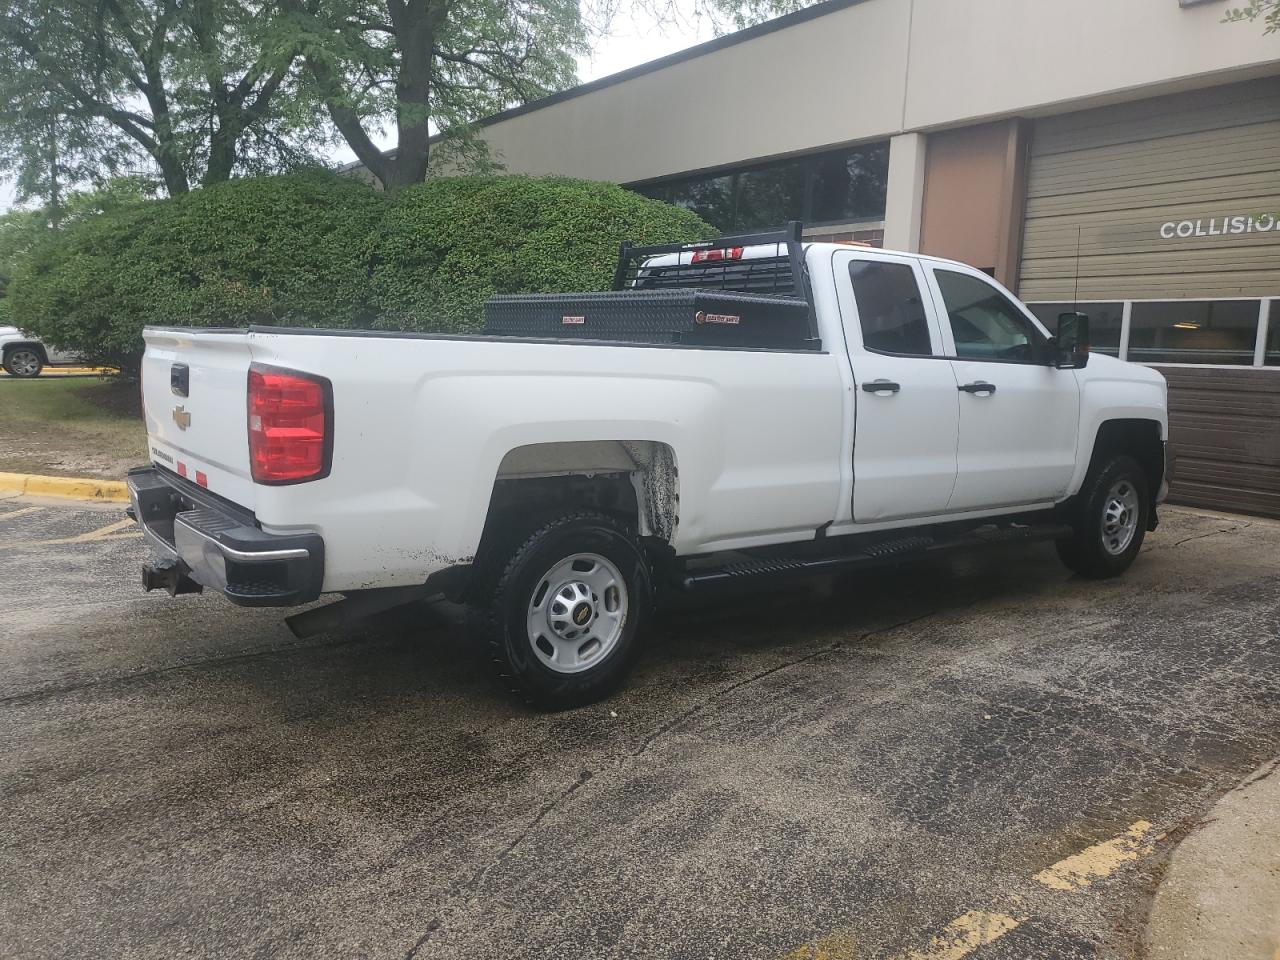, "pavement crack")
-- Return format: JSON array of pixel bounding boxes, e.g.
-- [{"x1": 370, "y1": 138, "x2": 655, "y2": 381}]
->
[
  {"x1": 399, "y1": 769, "x2": 595, "y2": 958},
  {"x1": 631, "y1": 609, "x2": 937, "y2": 760},
  {"x1": 1171, "y1": 523, "x2": 1252, "y2": 548},
  {"x1": 397, "y1": 611, "x2": 937, "y2": 956},
  {"x1": 0, "y1": 635, "x2": 369, "y2": 707}
]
